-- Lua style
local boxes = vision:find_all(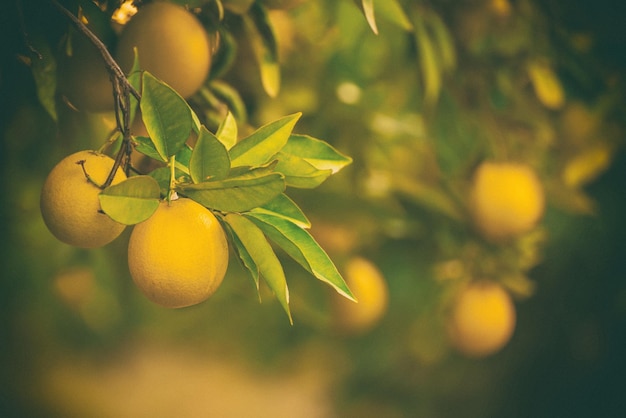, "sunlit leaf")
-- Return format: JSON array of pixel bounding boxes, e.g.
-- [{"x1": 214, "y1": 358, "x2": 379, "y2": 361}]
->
[
  {"x1": 356, "y1": 0, "x2": 378, "y2": 35},
  {"x1": 99, "y1": 176, "x2": 160, "y2": 225},
  {"x1": 179, "y1": 167, "x2": 285, "y2": 212},
  {"x1": 245, "y1": 213, "x2": 356, "y2": 301},
  {"x1": 133, "y1": 136, "x2": 165, "y2": 162},
  {"x1": 209, "y1": 80, "x2": 248, "y2": 125},
  {"x1": 375, "y1": 0, "x2": 412, "y2": 31},
  {"x1": 224, "y1": 213, "x2": 292, "y2": 322},
  {"x1": 527, "y1": 59, "x2": 565, "y2": 110},
  {"x1": 282, "y1": 134, "x2": 353, "y2": 174},
  {"x1": 413, "y1": 11, "x2": 441, "y2": 107},
  {"x1": 274, "y1": 153, "x2": 332, "y2": 189},
  {"x1": 216, "y1": 111, "x2": 238, "y2": 150},
  {"x1": 224, "y1": 220, "x2": 260, "y2": 290},
  {"x1": 140, "y1": 71, "x2": 192, "y2": 159},
  {"x1": 229, "y1": 113, "x2": 301, "y2": 167},
  {"x1": 244, "y1": 3, "x2": 281, "y2": 97},
  {"x1": 426, "y1": 10, "x2": 456, "y2": 72},
  {"x1": 190, "y1": 126, "x2": 230, "y2": 183},
  {"x1": 251, "y1": 193, "x2": 311, "y2": 229}
]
